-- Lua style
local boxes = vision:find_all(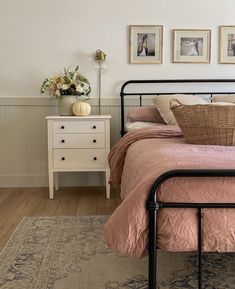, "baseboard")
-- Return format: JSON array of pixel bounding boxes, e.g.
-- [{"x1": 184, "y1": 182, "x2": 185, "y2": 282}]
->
[
  {"x1": 0, "y1": 174, "x2": 49, "y2": 187},
  {"x1": 0, "y1": 172, "x2": 104, "y2": 187}
]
